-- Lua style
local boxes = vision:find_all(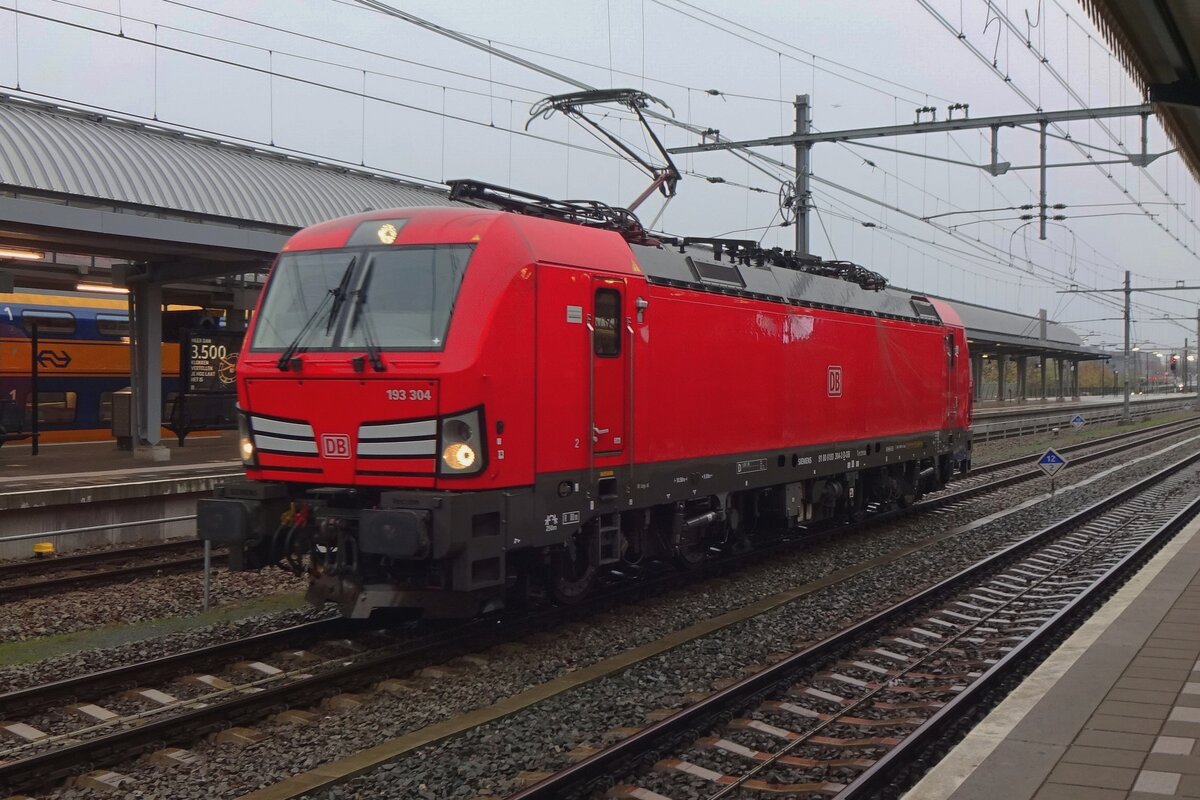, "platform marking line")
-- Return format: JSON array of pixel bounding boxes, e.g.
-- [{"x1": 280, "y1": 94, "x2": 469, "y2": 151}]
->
[
  {"x1": 902, "y1": 514, "x2": 1200, "y2": 800},
  {"x1": 0, "y1": 463, "x2": 239, "y2": 488},
  {"x1": 0, "y1": 471, "x2": 239, "y2": 500}
]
